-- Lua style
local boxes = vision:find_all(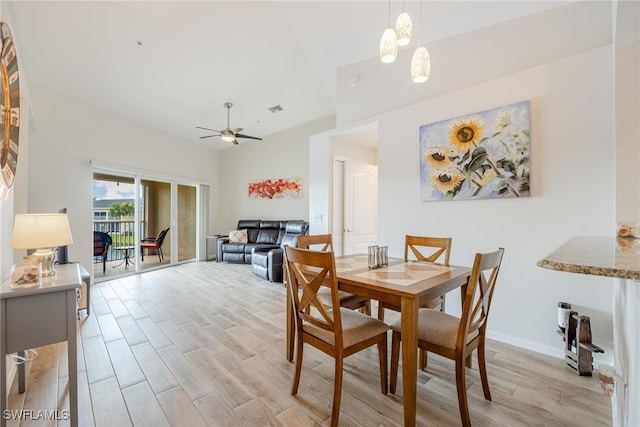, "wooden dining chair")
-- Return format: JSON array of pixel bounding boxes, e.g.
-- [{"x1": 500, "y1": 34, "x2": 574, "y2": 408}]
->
[
  {"x1": 284, "y1": 246, "x2": 390, "y2": 427},
  {"x1": 297, "y1": 234, "x2": 372, "y2": 315},
  {"x1": 377, "y1": 235, "x2": 452, "y2": 321},
  {"x1": 389, "y1": 248, "x2": 505, "y2": 427},
  {"x1": 377, "y1": 235, "x2": 452, "y2": 369}
]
